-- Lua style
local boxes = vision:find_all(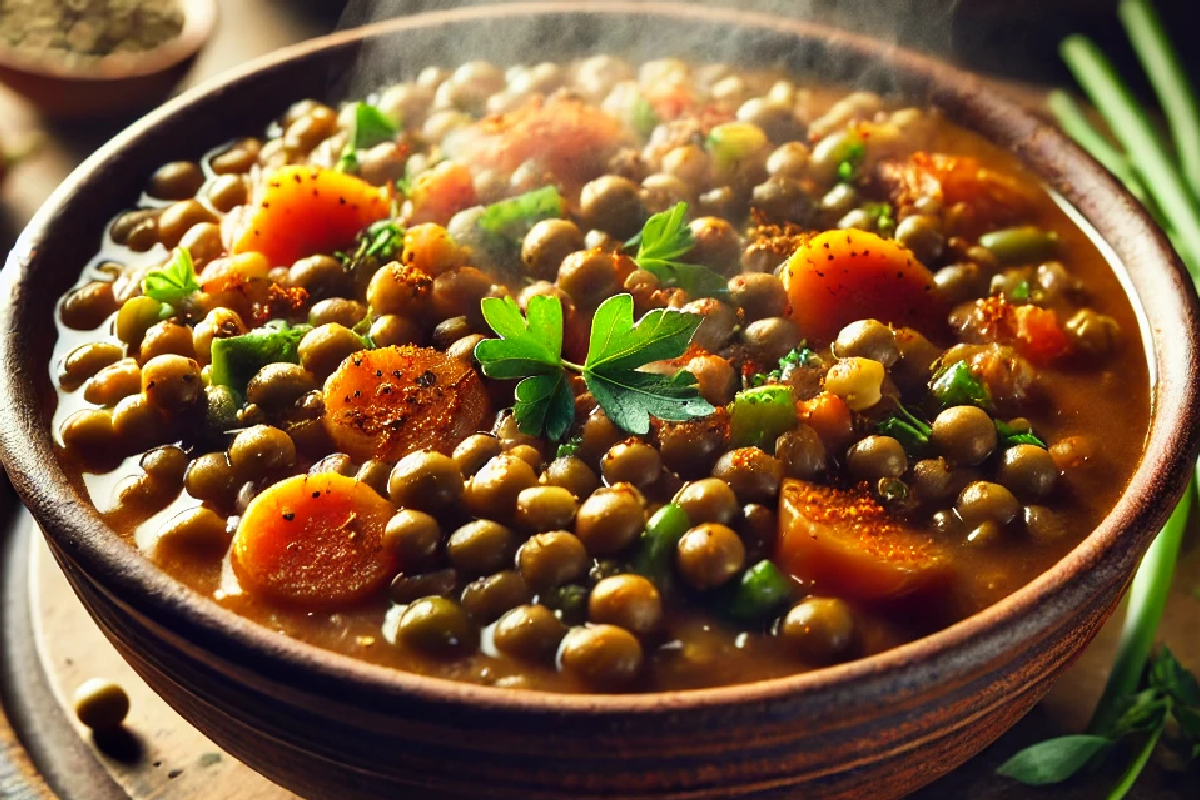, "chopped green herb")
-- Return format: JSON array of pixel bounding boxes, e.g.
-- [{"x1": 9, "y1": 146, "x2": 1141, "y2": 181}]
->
[
  {"x1": 337, "y1": 102, "x2": 398, "y2": 173},
  {"x1": 628, "y1": 201, "x2": 729, "y2": 298},
  {"x1": 930, "y1": 361, "x2": 992, "y2": 408},
  {"x1": 479, "y1": 186, "x2": 565, "y2": 244},
  {"x1": 555, "y1": 435, "x2": 583, "y2": 459},
  {"x1": 836, "y1": 139, "x2": 867, "y2": 183},
  {"x1": 142, "y1": 247, "x2": 200, "y2": 305},
  {"x1": 863, "y1": 201, "x2": 896, "y2": 236},
  {"x1": 747, "y1": 344, "x2": 820, "y2": 387},
  {"x1": 996, "y1": 418, "x2": 1047, "y2": 449},
  {"x1": 475, "y1": 293, "x2": 713, "y2": 439},
  {"x1": 877, "y1": 404, "x2": 933, "y2": 453},
  {"x1": 338, "y1": 220, "x2": 404, "y2": 283},
  {"x1": 1011, "y1": 279, "x2": 1032, "y2": 301},
  {"x1": 209, "y1": 320, "x2": 312, "y2": 395}
]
